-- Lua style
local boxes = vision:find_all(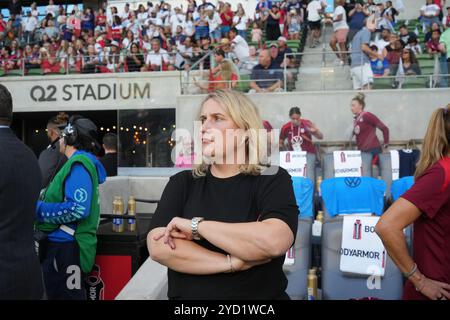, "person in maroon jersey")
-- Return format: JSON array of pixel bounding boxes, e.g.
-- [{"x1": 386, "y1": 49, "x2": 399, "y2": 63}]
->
[
  {"x1": 351, "y1": 93, "x2": 389, "y2": 160},
  {"x1": 279, "y1": 107, "x2": 323, "y2": 153},
  {"x1": 376, "y1": 104, "x2": 450, "y2": 300}
]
